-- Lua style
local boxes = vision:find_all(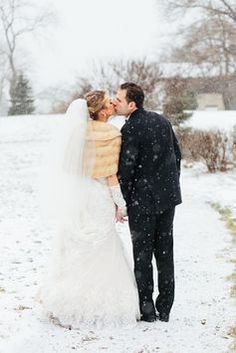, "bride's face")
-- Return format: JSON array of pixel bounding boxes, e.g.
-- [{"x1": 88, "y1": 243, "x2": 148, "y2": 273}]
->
[{"x1": 99, "y1": 96, "x2": 115, "y2": 120}]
